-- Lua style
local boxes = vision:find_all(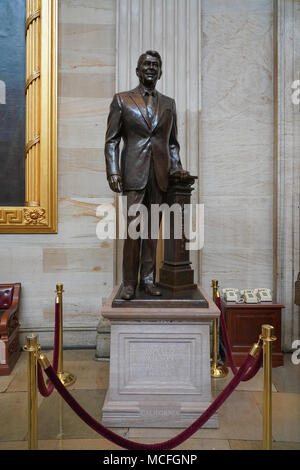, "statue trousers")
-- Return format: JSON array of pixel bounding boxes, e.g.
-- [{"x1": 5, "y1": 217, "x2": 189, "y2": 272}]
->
[{"x1": 122, "y1": 159, "x2": 164, "y2": 287}]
